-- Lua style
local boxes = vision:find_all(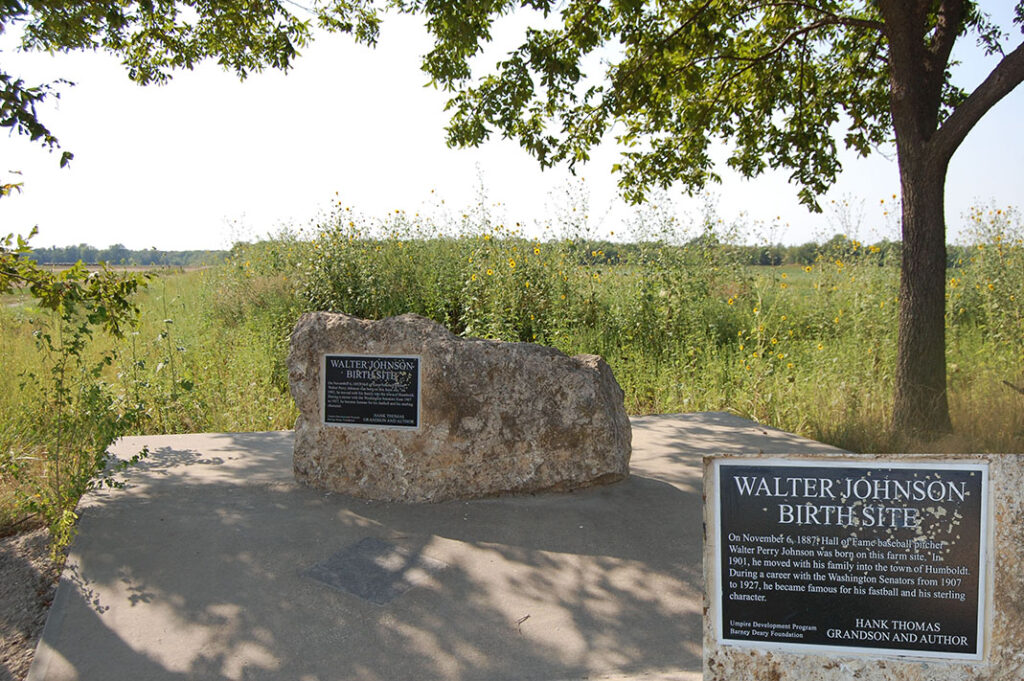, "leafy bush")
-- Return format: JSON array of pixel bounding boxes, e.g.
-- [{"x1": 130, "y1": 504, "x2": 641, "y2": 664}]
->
[{"x1": 0, "y1": 231, "x2": 148, "y2": 558}]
